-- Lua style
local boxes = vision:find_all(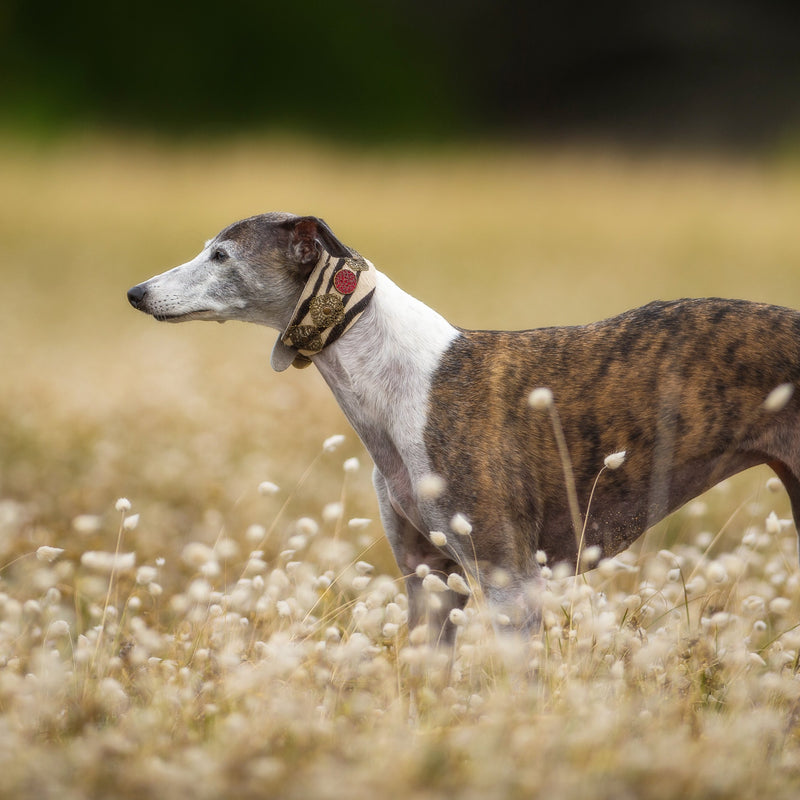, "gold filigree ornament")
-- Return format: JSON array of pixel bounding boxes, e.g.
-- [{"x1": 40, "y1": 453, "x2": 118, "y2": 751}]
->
[
  {"x1": 345, "y1": 255, "x2": 369, "y2": 272},
  {"x1": 309, "y1": 294, "x2": 345, "y2": 328},
  {"x1": 286, "y1": 325, "x2": 323, "y2": 352}
]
